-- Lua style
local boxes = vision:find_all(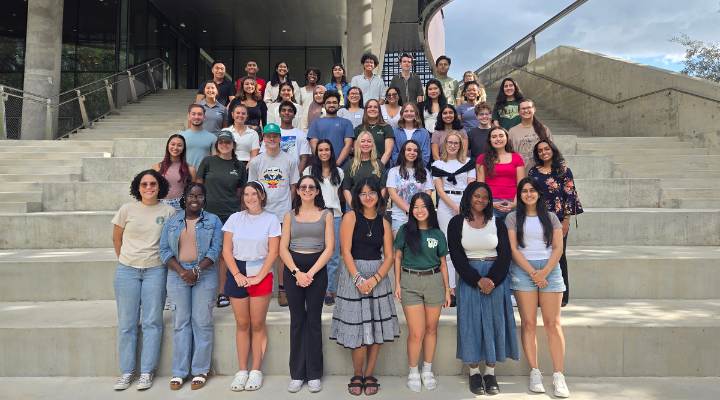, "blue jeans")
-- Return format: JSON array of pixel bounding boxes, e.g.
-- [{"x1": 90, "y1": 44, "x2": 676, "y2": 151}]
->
[
  {"x1": 326, "y1": 216, "x2": 343, "y2": 293},
  {"x1": 167, "y1": 261, "x2": 219, "y2": 377},
  {"x1": 493, "y1": 199, "x2": 515, "y2": 222},
  {"x1": 113, "y1": 263, "x2": 167, "y2": 374}
]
